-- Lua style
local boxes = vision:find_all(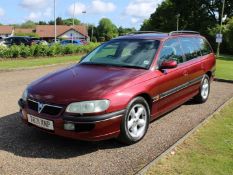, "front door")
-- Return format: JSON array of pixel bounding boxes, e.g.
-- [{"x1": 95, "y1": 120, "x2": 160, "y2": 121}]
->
[{"x1": 151, "y1": 38, "x2": 189, "y2": 118}]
